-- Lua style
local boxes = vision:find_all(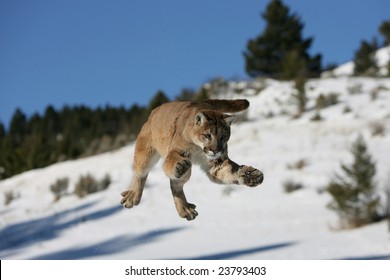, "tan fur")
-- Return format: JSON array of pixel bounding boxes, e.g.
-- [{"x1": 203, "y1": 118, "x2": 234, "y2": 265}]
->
[{"x1": 121, "y1": 99, "x2": 264, "y2": 220}]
